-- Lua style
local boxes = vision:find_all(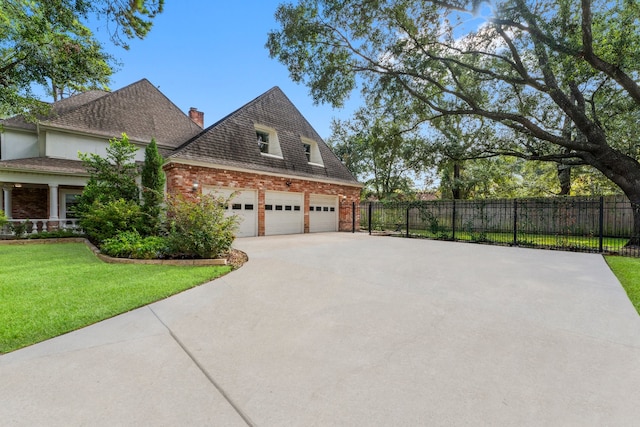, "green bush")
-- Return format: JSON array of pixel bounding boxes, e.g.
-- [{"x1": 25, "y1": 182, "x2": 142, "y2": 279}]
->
[
  {"x1": 79, "y1": 199, "x2": 144, "y2": 244},
  {"x1": 26, "y1": 229, "x2": 80, "y2": 239},
  {"x1": 9, "y1": 220, "x2": 31, "y2": 238},
  {"x1": 101, "y1": 231, "x2": 168, "y2": 259},
  {"x1": 0, "y1": 210, "x2": 7, "y2": 229},
  {"x1": 165, "y1": 193, "x2": 238, "y2": 259}
]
